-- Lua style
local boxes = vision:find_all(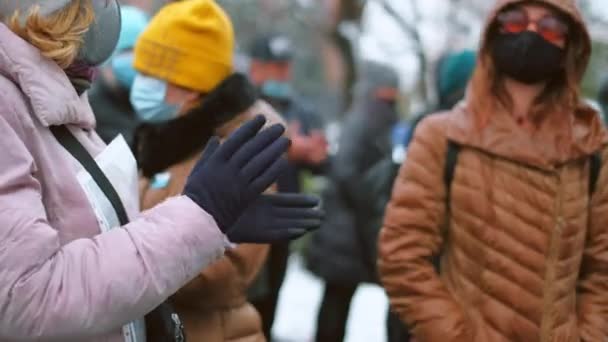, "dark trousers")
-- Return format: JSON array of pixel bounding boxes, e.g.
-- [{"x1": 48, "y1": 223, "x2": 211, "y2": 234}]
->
[
  {"x1": 251, "y1": 243, "x2": 290, "y2": 339},
  {"x1": 315, "y1": 282, "x2": 358, "y2": 342},
  {"x1": 386, "y1": 309, "x2": 411, "y2": 342},
  {"x1": 315, "y1": 283, "x2": 411, "y2": 342}
]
